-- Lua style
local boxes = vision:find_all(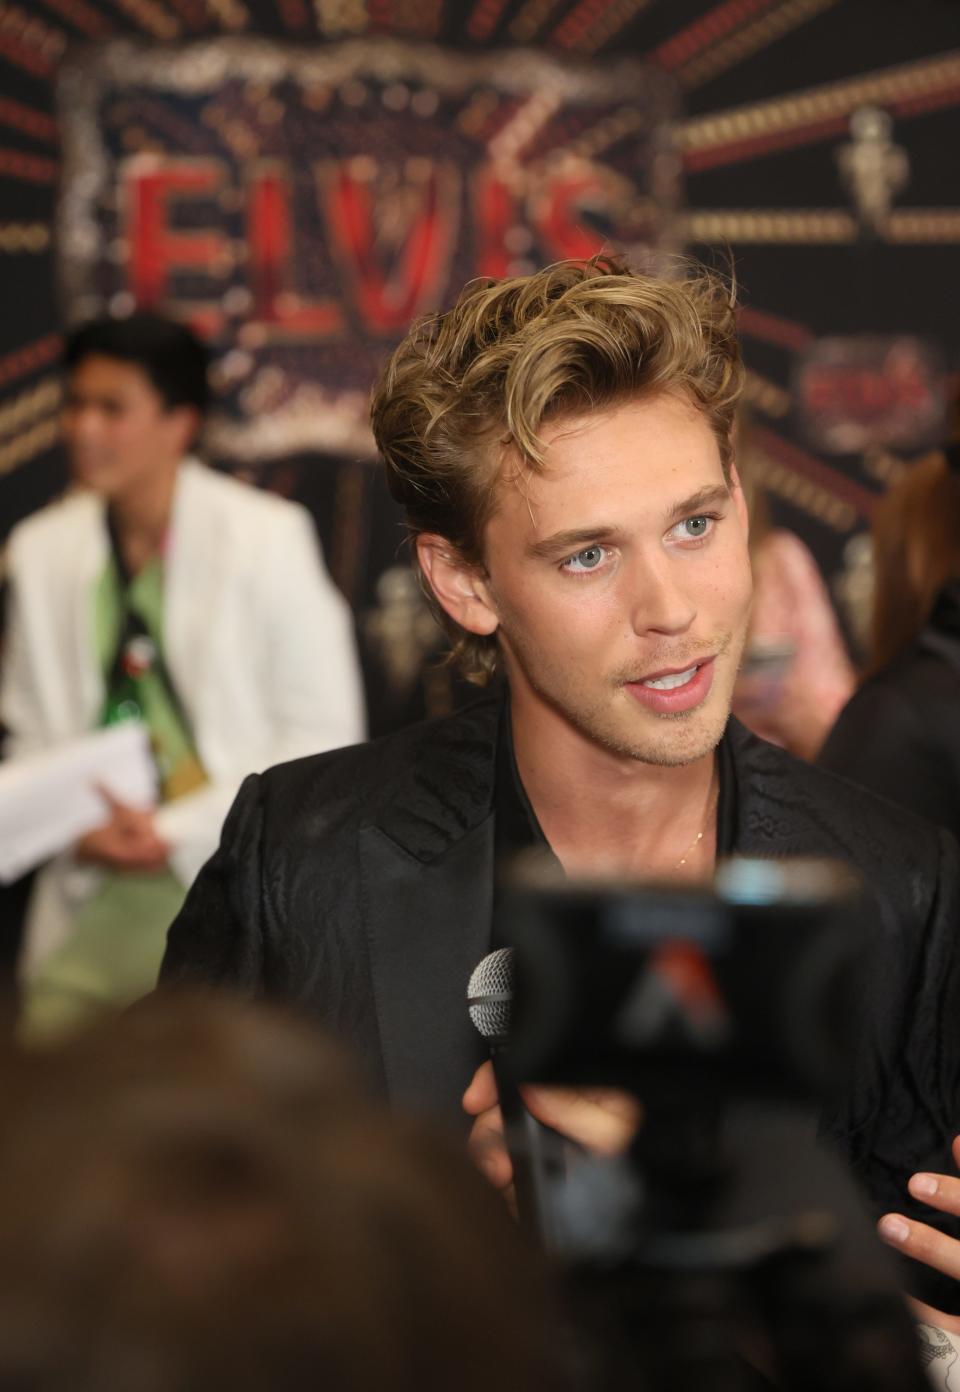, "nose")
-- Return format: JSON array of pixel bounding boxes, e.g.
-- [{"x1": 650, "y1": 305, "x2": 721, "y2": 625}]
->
[
  {"x1": 627, "y1": 552, "x2": 697, "y2": 638},
  {"x1": 63, "y1": 403, "x2": 101, "y2": 445}
]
